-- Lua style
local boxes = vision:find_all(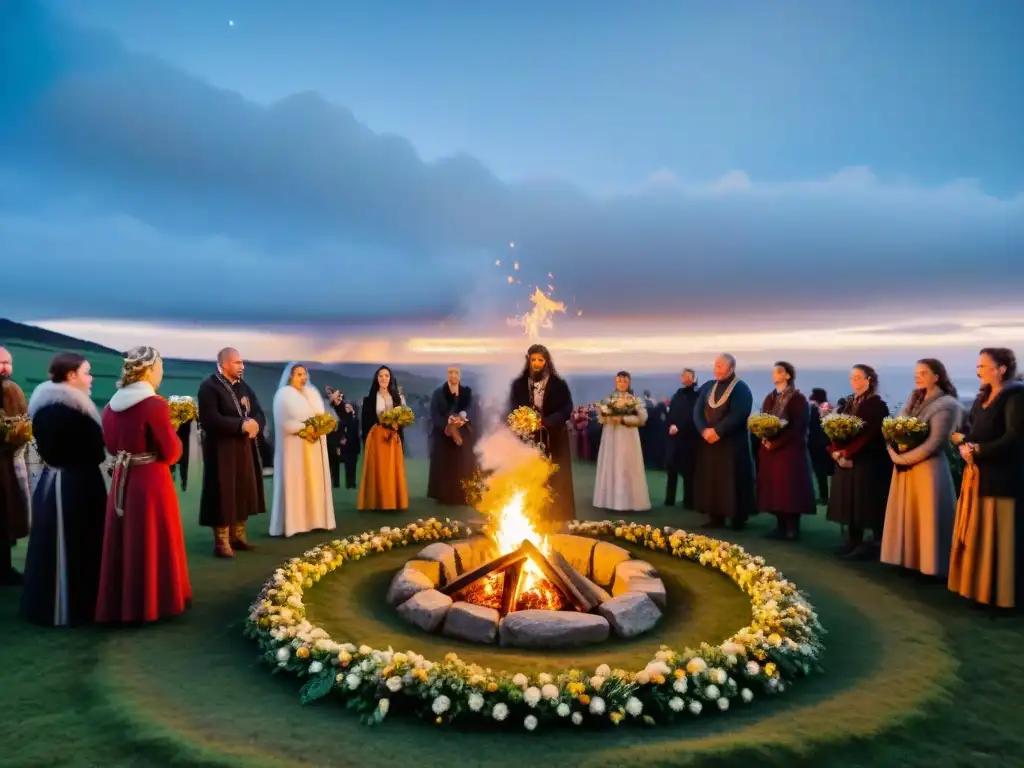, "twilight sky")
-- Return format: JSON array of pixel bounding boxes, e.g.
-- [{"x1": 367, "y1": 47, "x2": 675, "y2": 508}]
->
[{"x1": 1, "y1": 0, "x2": 1022, "y2": 371}]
